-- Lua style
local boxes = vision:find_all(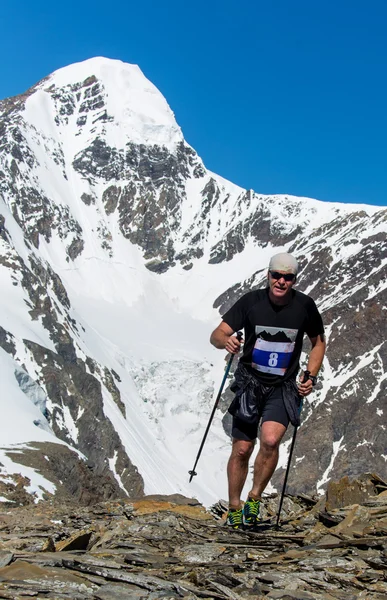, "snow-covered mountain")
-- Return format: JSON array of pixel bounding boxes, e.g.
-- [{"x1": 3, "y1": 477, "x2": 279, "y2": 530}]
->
[{"x1": 0, "y1": 57, "x2": 386, "y2": 506}]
